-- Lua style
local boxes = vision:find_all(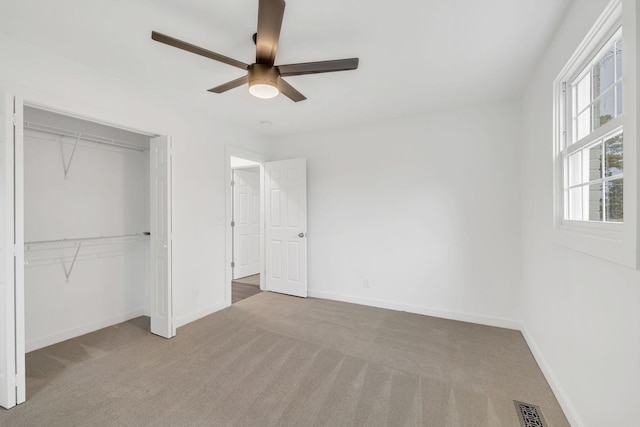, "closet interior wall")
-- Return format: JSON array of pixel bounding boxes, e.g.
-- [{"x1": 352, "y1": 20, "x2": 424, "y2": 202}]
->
[{"x1": 23, "y1": 107, "x2": 151, "y2": 352}]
